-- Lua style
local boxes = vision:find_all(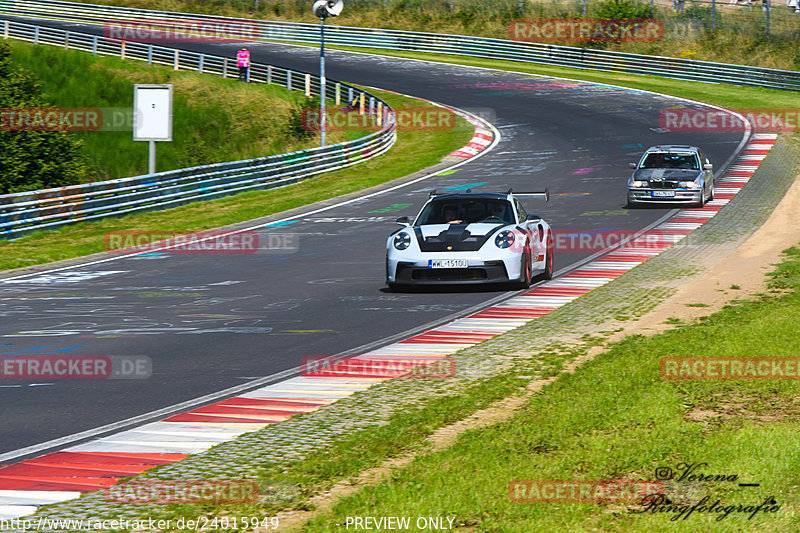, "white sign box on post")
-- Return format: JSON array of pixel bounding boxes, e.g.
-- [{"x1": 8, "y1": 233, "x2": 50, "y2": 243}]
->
[
  {"x1": 134, "y1": 84, "x2": 172, "y2": 140},
  {"x1": 134, "y1": 84, "x2": 173, "y2": 174}
]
